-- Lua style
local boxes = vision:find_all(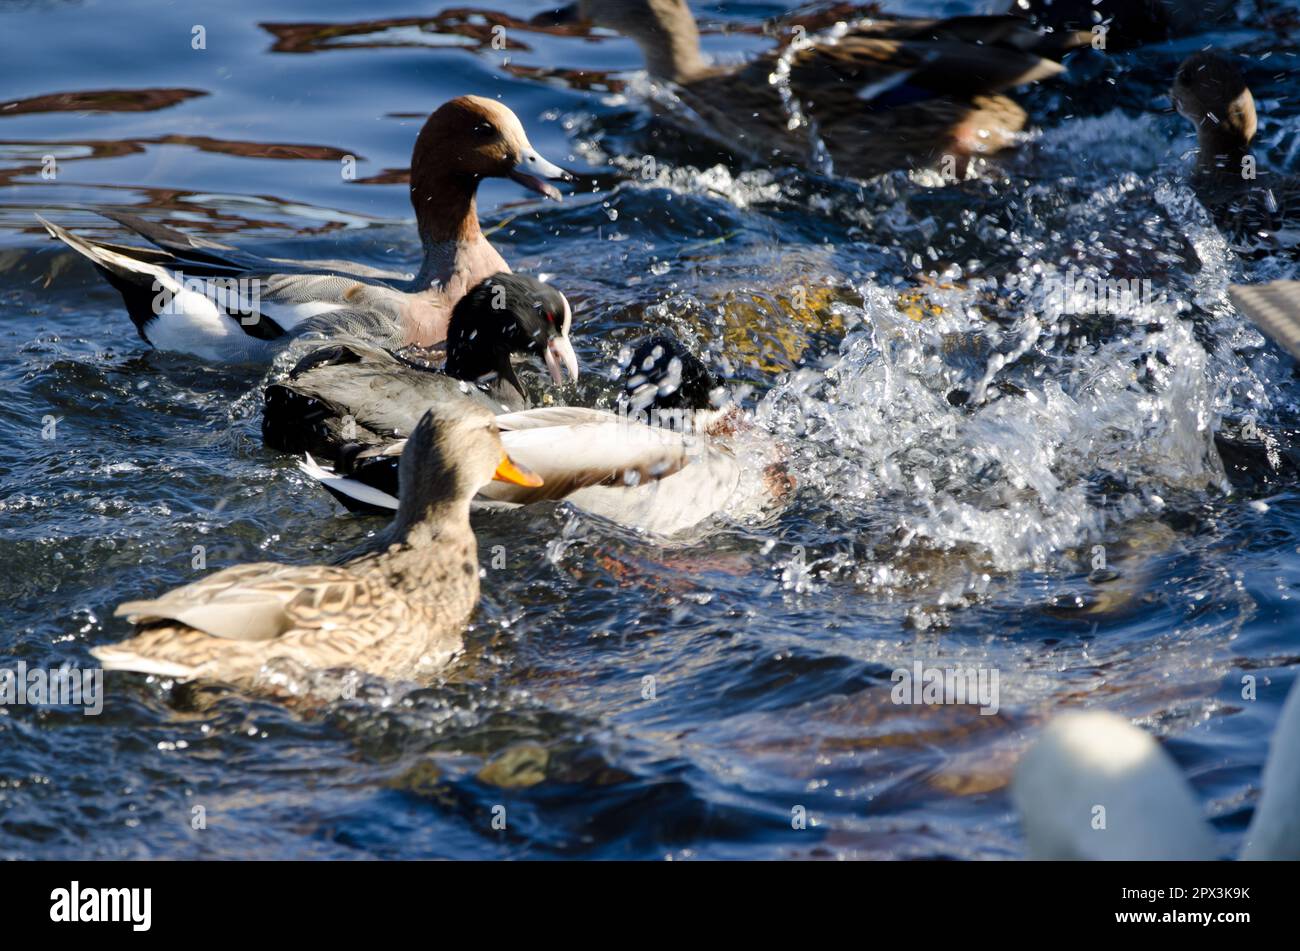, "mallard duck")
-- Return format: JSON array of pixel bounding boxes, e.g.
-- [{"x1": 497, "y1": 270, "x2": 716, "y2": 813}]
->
[
  {"x1": 1012, "y1": 677, "x2": 1300, "y2": 859},
  {"x1": 38, "y1": 96, "x2": 569, "y2": 363},
  {"x1": 93, "y1": 399, "x2": 543, "y2": 689},
  {"x1": 535, "y1": 0, "x2": 1088, "y2": 179},
  {"x1": 289, "y1": 331, "x2": 787, "y2": 535},
  {"x1": 1171, "y1": 51, "x2": 1298, "y2": 253},
  {"x1": 263, "y1": 273, "x2": 578, "y2": 459}
]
